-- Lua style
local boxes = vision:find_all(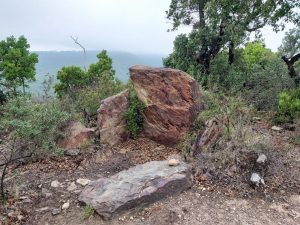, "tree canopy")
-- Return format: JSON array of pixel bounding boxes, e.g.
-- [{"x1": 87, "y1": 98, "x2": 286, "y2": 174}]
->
[
  {"x1": 166, "y1": 0, "x2": 300, "y2": 83},
  {"x1": 0, "y1": 36, "x2": 38, "y2": 94}
]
